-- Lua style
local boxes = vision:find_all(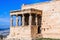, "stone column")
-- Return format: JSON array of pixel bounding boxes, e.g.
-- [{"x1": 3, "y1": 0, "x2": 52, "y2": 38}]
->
[
  {"x1": 29, "y1": 14, "x2": 32, "y2": 25},
  {"x1": 36, "y1": 14, "x2": 38, "y2": 25},
  {"x1": 10, "y1": 15, "x2": 13, "y2": 26},
  {"x1": 16, "y1": 15, "x2": 18, "y2": 26},
  {"x1": 22, "y1": 14, "x2": 25, "y2": 26}
]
